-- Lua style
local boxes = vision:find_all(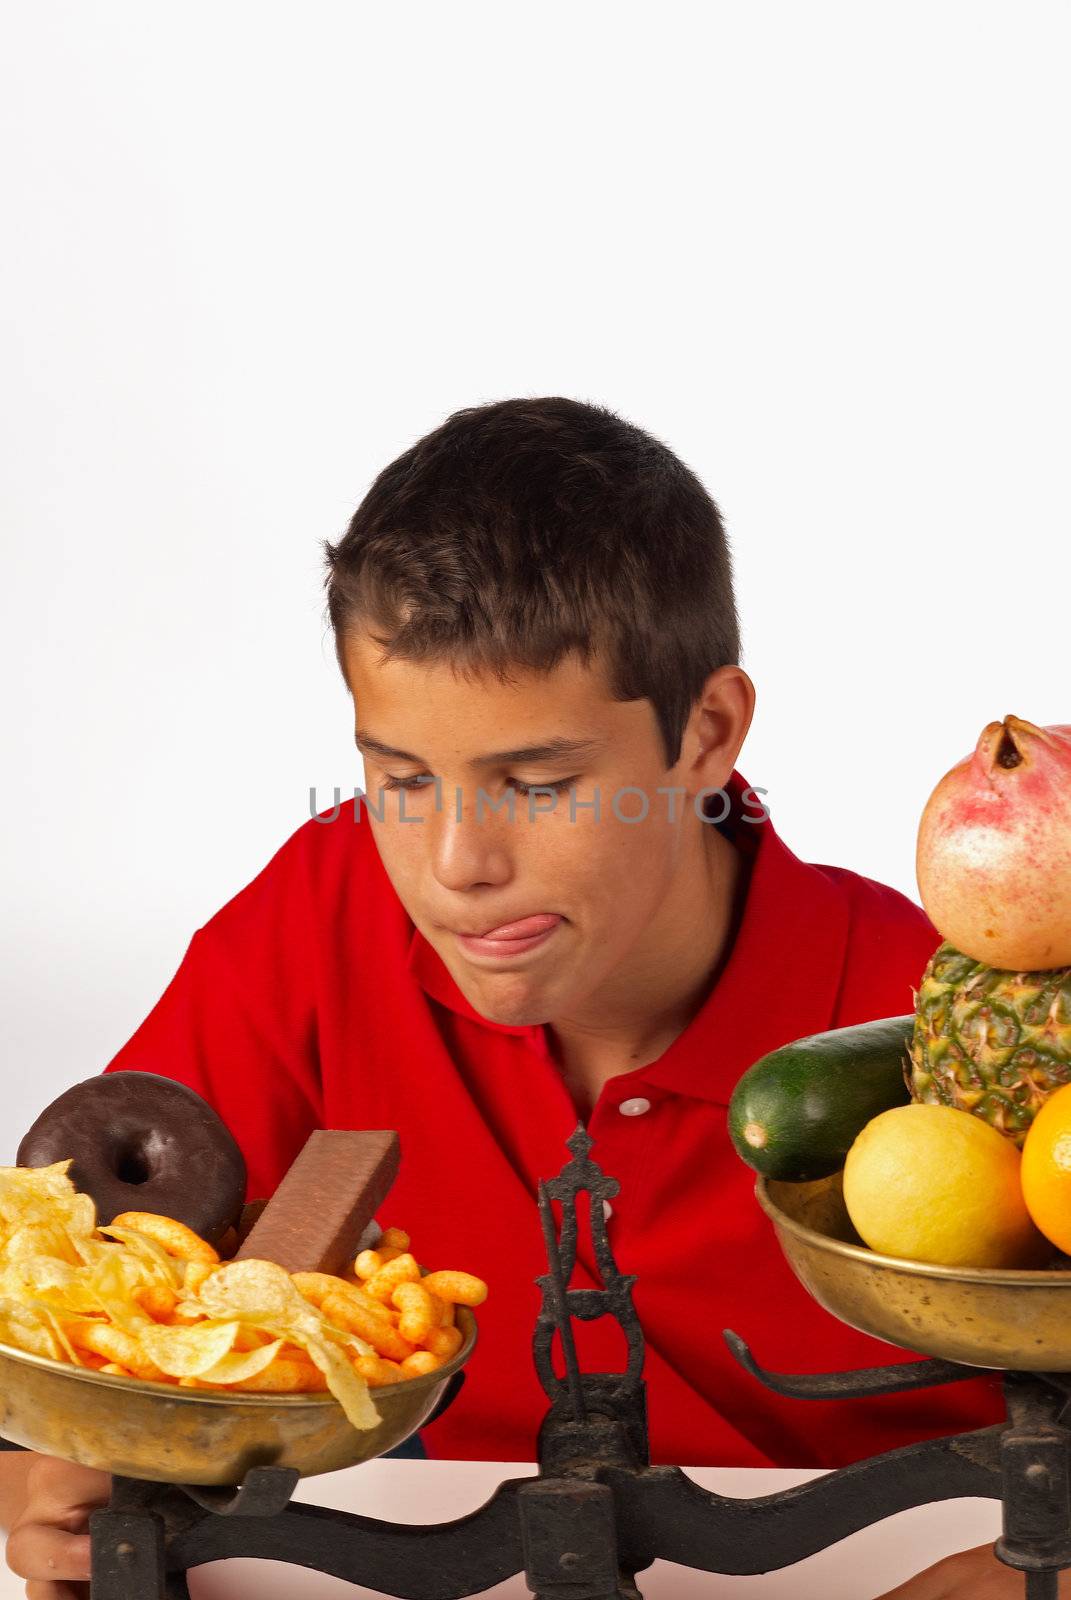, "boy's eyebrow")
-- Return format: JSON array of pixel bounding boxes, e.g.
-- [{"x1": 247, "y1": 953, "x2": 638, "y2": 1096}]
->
[{"x1": 353, "y1": 728, "x2": 606, "y2": 767}]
